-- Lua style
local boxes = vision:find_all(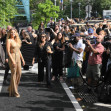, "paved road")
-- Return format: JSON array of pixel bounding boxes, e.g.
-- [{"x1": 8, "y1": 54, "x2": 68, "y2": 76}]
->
[
  {"x1": 0, "y1": 69, "x2": 77, "y2": 111},
  {"x1": 1, "y1": 68, "x2": 111, "y2": 111}
]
